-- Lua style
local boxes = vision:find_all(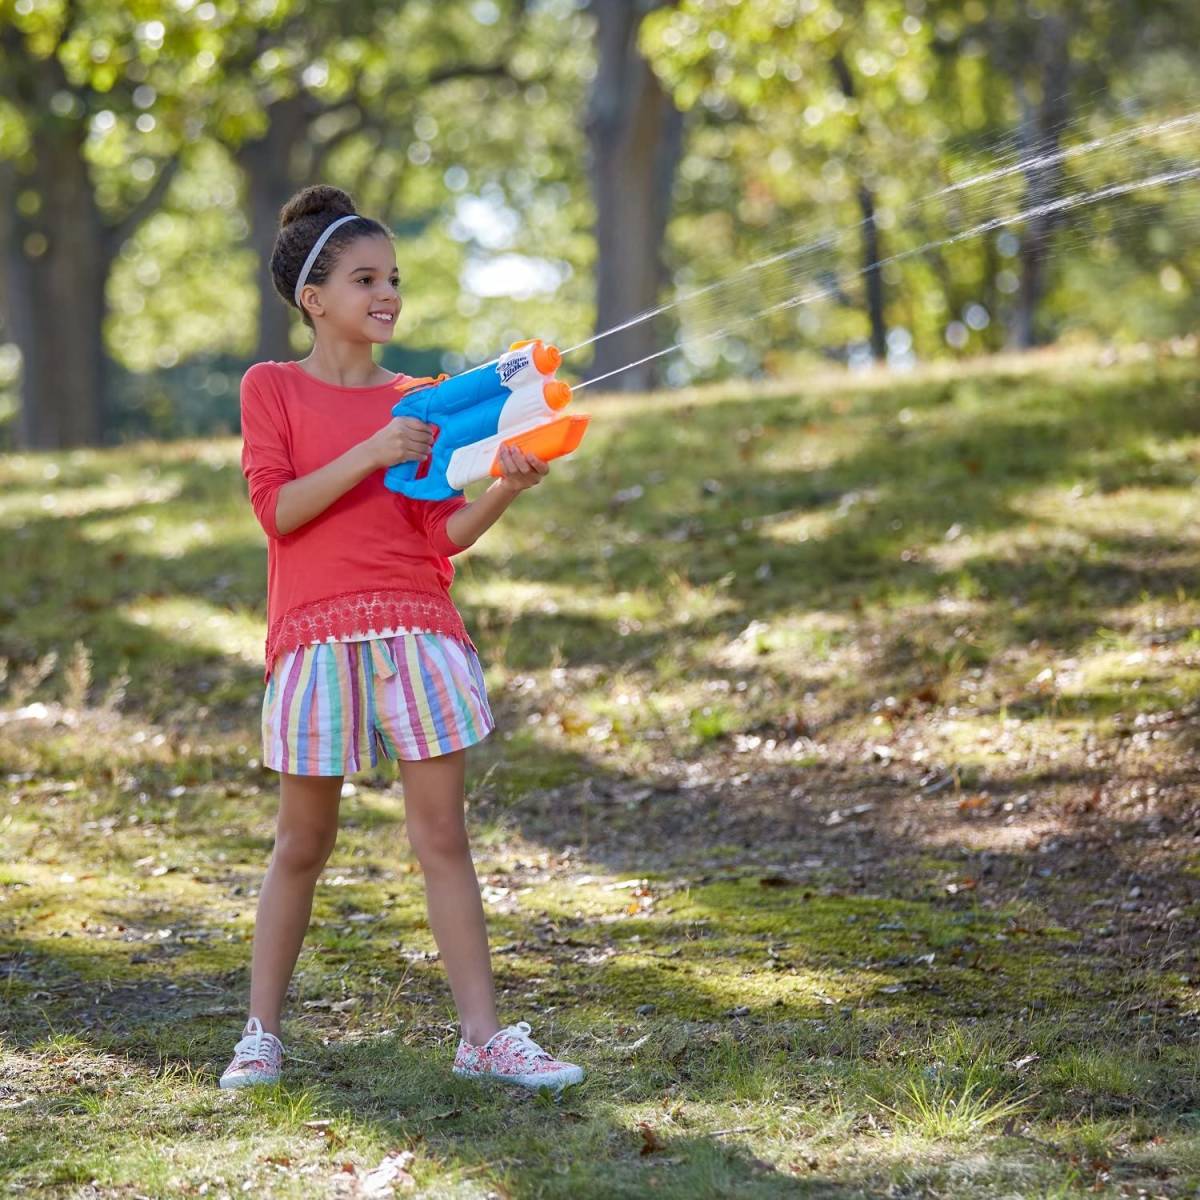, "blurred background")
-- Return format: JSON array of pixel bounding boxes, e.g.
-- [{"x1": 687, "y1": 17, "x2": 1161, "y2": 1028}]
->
[{"x1": 0, "y1": 0, "x2": 1198, "y2": 450}]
